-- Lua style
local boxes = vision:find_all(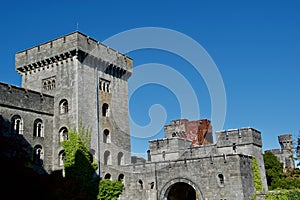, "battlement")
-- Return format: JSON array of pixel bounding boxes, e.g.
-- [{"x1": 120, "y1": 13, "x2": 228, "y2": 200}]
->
[
  {"x1": 148, "y1": 137, "x2": 192, "y2": 162},
  {"x1": 149, "y1": 137, "x2": 192, "y2": 153},
  {"x1": 164, "y1": 118, "x2": 213, "y2": 145},
  {"x1": 0, "y1": 82, "x2": 54, "y2": 115},
  {"x1": 278, "y1": 134, "x2": 293, "y2": 150},
  {"x1": 216, "y1": 127, "x2": 262, "y2": 147},
  {"x1": 15, "y1": 31, "x2": 132, "y2": 75}
]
